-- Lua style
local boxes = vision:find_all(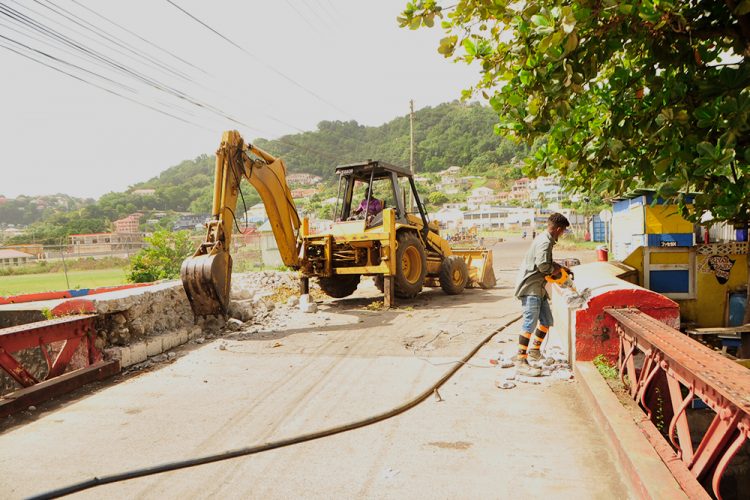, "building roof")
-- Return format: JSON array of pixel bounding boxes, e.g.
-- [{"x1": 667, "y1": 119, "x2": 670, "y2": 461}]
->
[
  {"x1": 0, "y1": 249, "x2": 35, "y2": 259},
  {"x1": 335, "y1": 160, "x2": 412, "y2": 179}
]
